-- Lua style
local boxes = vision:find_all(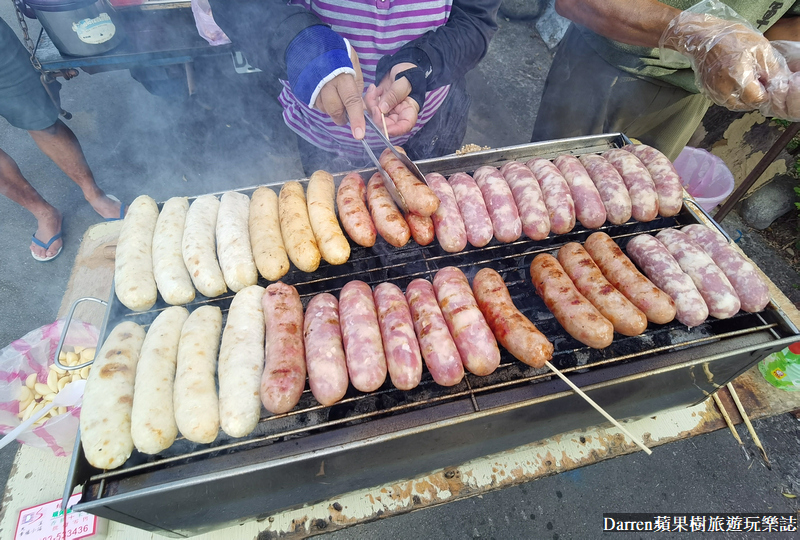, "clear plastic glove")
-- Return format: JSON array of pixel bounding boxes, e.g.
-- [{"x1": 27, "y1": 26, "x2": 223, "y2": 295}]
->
[{"x1": 659, "y1": 0, "x2": 798, "y2": 119}]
